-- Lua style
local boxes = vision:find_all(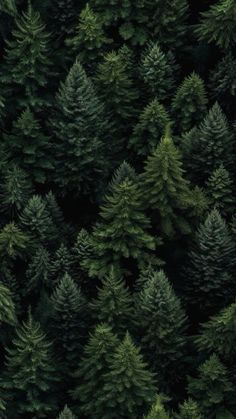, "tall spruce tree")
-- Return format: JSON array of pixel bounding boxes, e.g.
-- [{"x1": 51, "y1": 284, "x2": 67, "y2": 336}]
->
[
  {"x1": 51, "y1": 244, "x2": 74, "y2": 283},
  {"x1": 58, "y1": 405, "x2": 76, "y2": 419},
  {"x1": 136, "y1": 270, "x2": 187, "y2": 392},
  {"x1": 206, "y1": 165, "x2": 235, "y2": 218},
  {"x1": 144, "y1": 395, "x2": 171, "y2": 419},
  {"x1": 0, "y1": 222, "x2": 29, "y2": 260},
  {"x1": 25, "y1": 246, "x2": 51, "y2": 295}
]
